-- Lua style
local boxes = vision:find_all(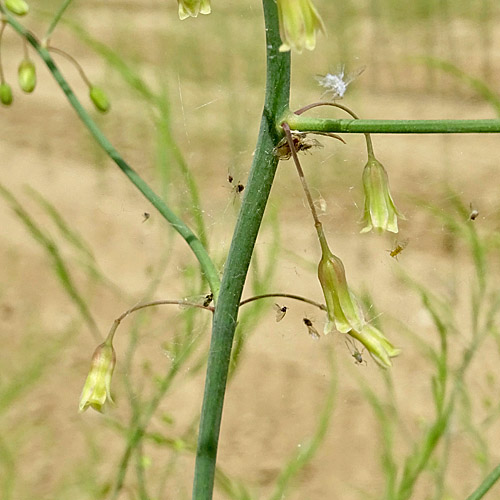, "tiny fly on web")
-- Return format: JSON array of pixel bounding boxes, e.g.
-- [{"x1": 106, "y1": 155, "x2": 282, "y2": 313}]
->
[
  {"x1": 179, "y1": 293, "x2": 213, "y2": 310},
  {"x1": 303, "y1": 317, "x2": 320, "y2": 340},
  {"x1": 388, "y1": 239, "x2": 409, "y2": 260},
  {"x1": 227, "y1": 174, "x2": 245, "y2": 195},
  {"x1": 345, "y1": 337, "x2": 367, "y2": 366},
  {"x1": 274, "y1": 133, "x2": 323, "y2": 161},
  {"x1": 315, "y1": 65, "x2": 366, "y2": 100},
  {"x1": 273, "y1": 303, "x2": 288, "y2": 322}
]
